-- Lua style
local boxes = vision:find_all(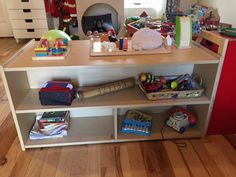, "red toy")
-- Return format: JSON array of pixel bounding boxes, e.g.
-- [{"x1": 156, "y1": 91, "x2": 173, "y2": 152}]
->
[{"x1": 166, "y1": 107, "x2": 197, "y2": 133}]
